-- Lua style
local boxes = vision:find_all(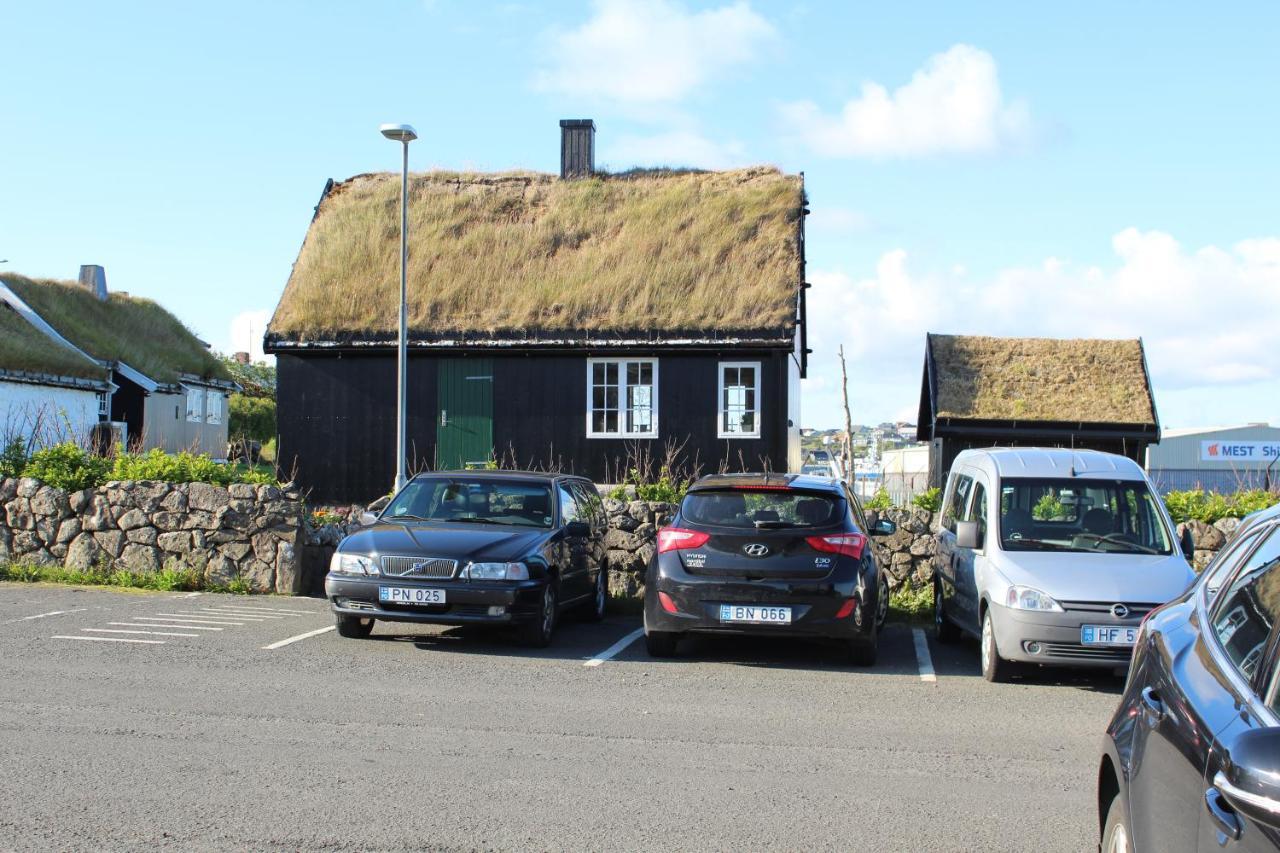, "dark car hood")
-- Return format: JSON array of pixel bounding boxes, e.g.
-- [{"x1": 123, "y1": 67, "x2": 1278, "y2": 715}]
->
[{"x1": 340, "y1": 522, "x2": 549, "y2": 563}]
